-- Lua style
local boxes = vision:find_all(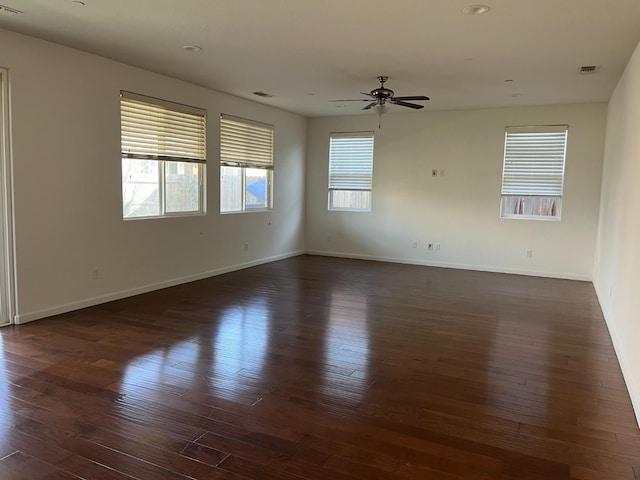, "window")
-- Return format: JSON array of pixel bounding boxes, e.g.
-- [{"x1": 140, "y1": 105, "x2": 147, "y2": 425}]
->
[
  {"x1": 500, "y1": 125, "x2": 568, "y2": 220},
  {"x1": 220, "y1": 115, "x2": 274, "y2": 213},
  {"x1": 120, "y1": 91, "x2": 206, "y2": 219},
  {"x1": 328, "y1": 132, "x2": 374, "y2": 211}
]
